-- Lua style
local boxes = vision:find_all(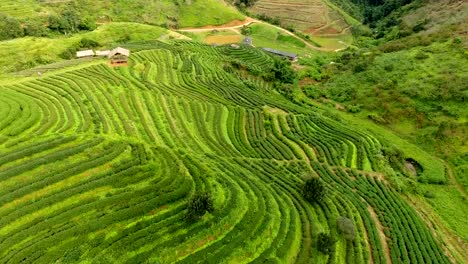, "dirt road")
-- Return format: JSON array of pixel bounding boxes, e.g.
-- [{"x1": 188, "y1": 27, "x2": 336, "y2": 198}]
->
[{"x1": 177, "y1": 17, "x2": 345, "y2": 52}]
